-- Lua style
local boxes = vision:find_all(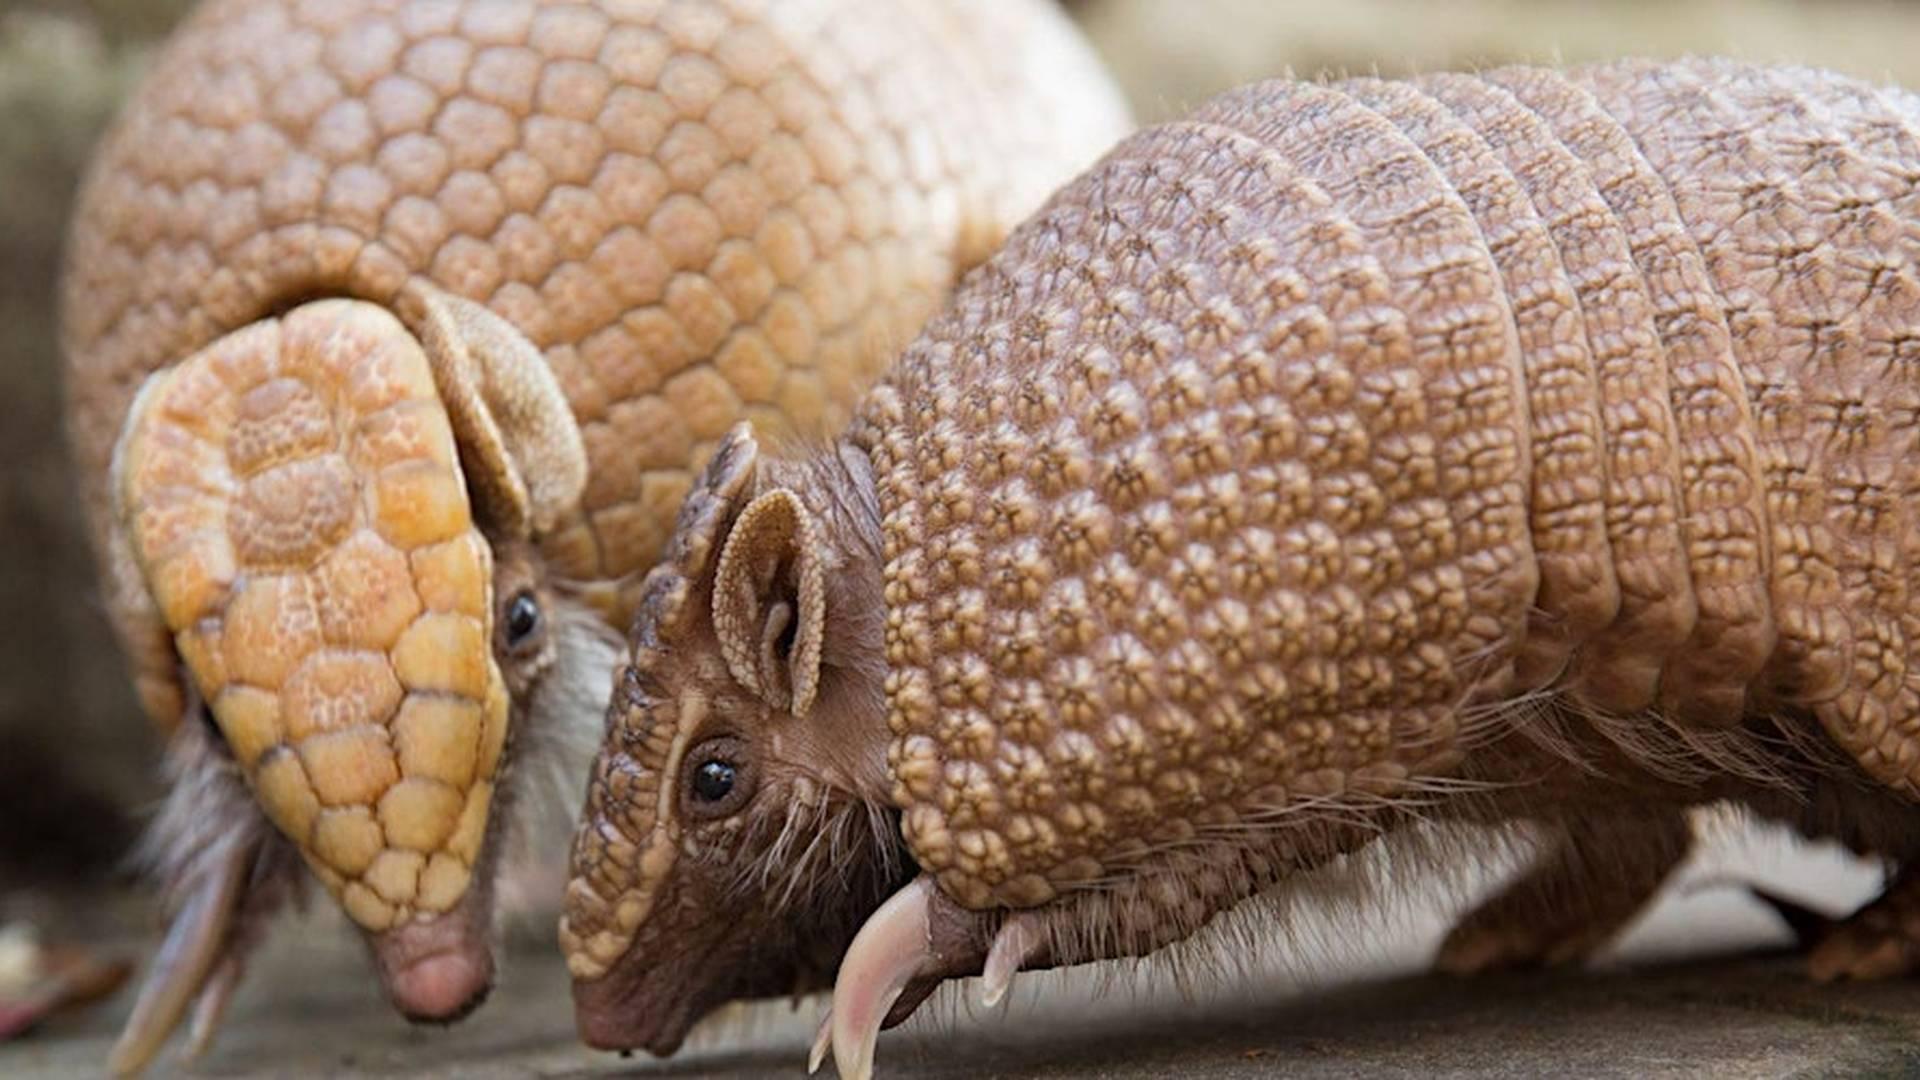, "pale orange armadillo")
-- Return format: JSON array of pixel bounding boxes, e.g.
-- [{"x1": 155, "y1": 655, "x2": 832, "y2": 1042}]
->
[
  {"x1": 57, "y1": 0, "x2": 1129, "y2": 1071},
  {"x1": 560, "y1": 56, "x2": 1920, "y2": 1078}
]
